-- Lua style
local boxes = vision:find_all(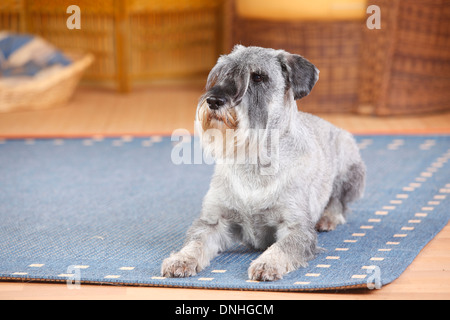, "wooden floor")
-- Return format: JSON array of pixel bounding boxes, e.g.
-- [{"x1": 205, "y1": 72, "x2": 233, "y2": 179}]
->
[
  {"x1": 1, "y1": 85, "x2": 450, "y2": 138},
  {"x1": 0, "y1": 85, "x2": 449, "y2": 300}
]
